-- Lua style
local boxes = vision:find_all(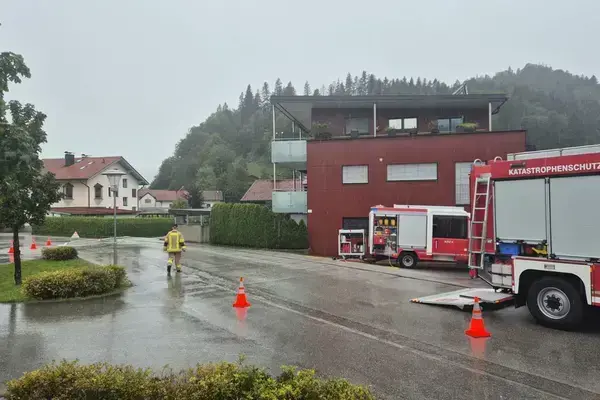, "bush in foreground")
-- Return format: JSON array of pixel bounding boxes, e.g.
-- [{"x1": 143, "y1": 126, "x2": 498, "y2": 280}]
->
[
  {"x1": 5, "y1": 360, "x2": 375, "y2": 400},
  {"x1": 32, "y1": 217, "x2": 173, "y2": 238},
  {"x1": 22, "y1": 265, "x2": 128, "y2": 300},
  {"x1": 41, "y1": 246, "x2": 78, "y2": 261},
  {"x1": 210, "y1": 203, "x2": 308, "y2": 249}
]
